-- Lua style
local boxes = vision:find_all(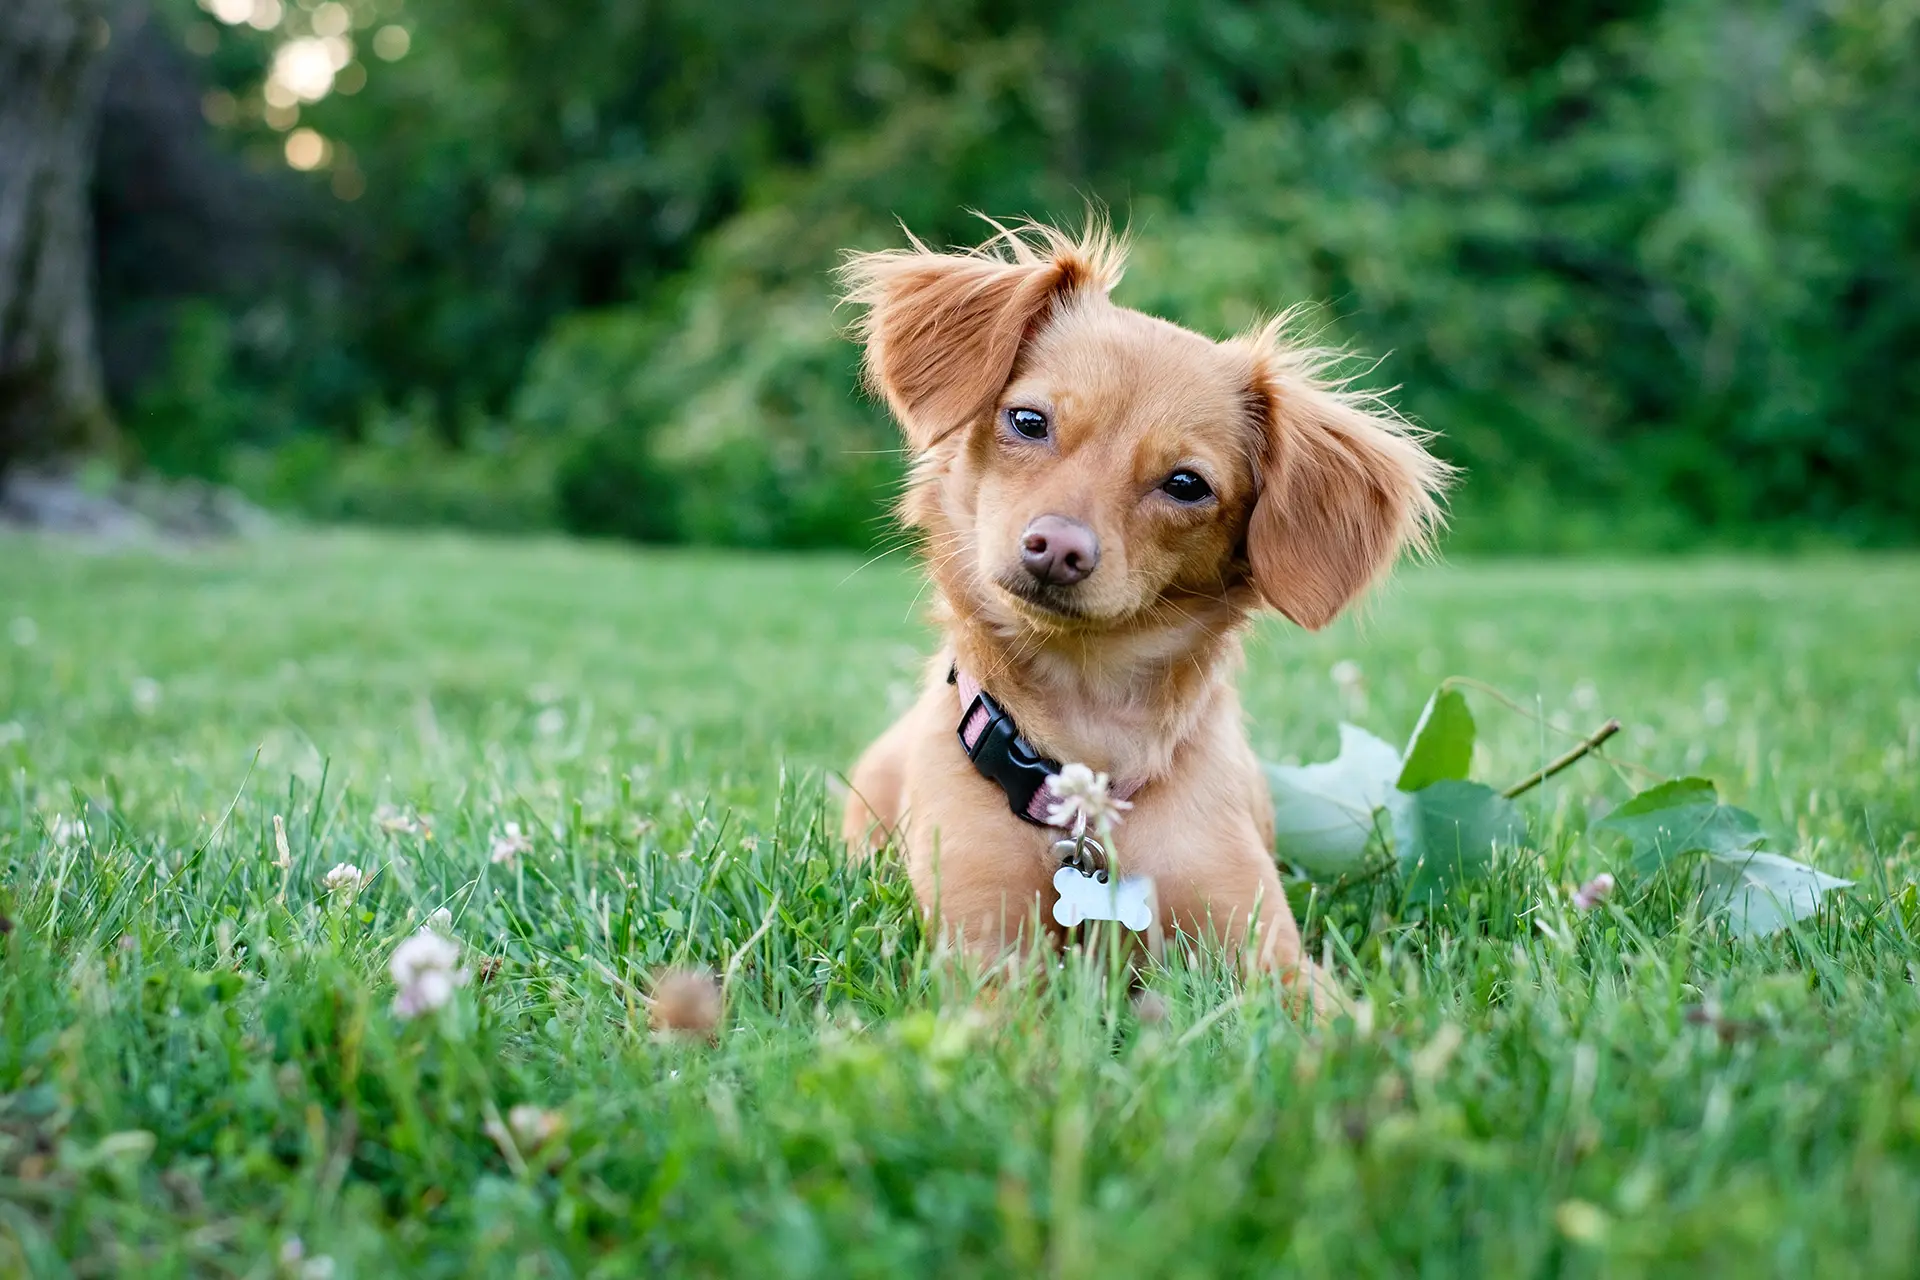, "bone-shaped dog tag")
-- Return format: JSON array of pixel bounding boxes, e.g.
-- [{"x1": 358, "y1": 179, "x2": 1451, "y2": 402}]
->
[{"x1": 1051, "y1": 866, "x2": 1155, "y2": 932}]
